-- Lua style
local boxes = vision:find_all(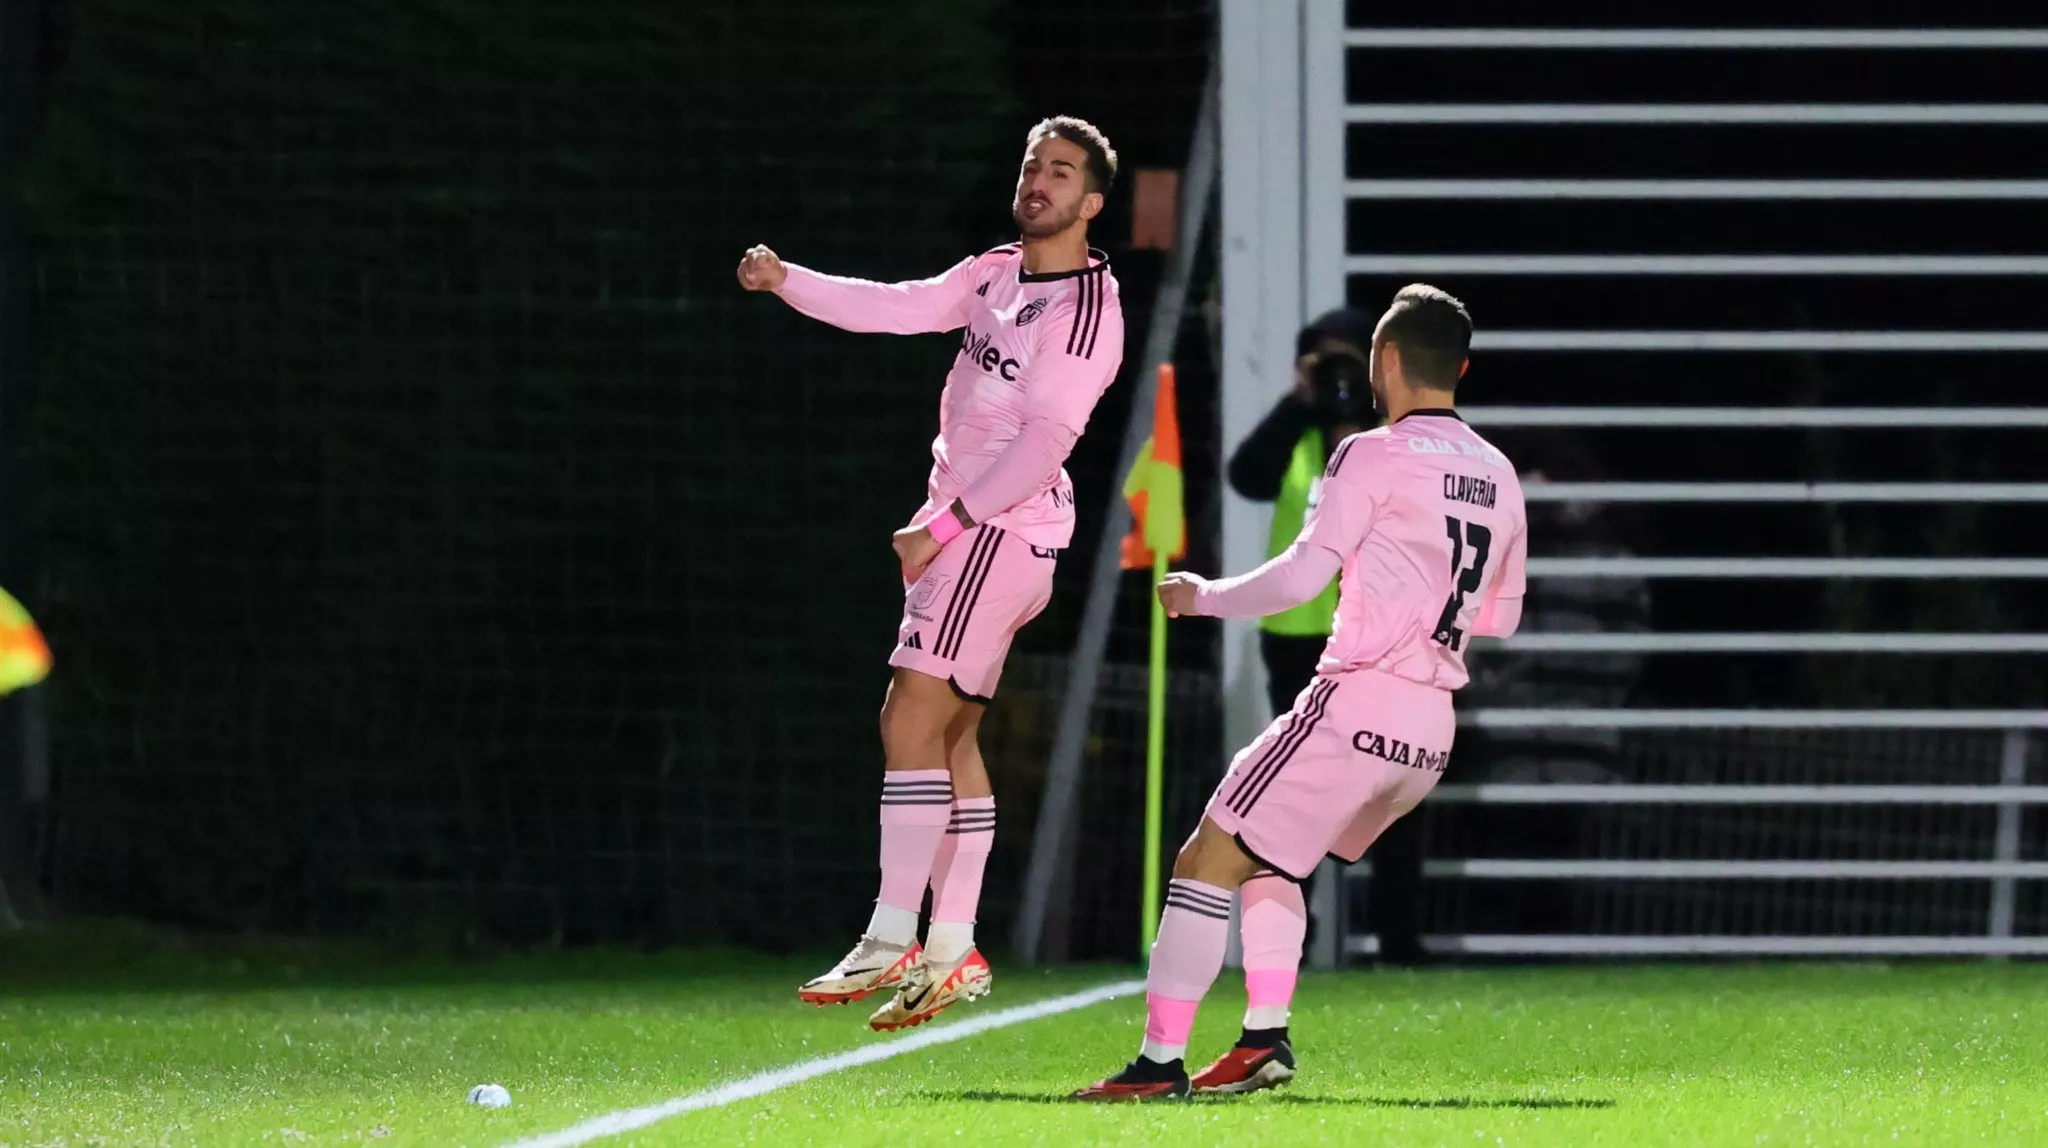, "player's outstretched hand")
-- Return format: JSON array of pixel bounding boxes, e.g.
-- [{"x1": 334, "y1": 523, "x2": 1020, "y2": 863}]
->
[
  {"x1": 893, "y1": 523, "x2": 942, "y2": 584},
  {"x1": 1157, "y1": 572, "x2": 1208, "y2": 619},
  {"x1": 736, "y1": 245, "x2": 787, "y2": 292}
]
